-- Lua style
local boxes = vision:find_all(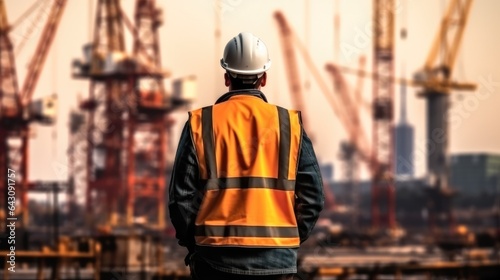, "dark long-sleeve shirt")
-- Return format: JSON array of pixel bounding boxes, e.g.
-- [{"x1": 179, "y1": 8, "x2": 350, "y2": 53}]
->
[{"x1": 168, "y1": 90, "x2": 324, "y2": 275}]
